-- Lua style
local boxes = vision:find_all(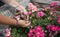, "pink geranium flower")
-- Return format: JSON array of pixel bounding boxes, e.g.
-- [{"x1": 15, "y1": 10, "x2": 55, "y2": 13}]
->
[
  {"x1": 35, "y1": 26, "x2": 44, "y2": 37},
  {"x1": 51, "y1": 25, "x2": 59, "y2": 31},
  {"x1": 46, "y1": 24, "x2": 51, "y2": 28},
  {"x1": 31, "y1": 5, "x2": 37, "y2": 12},
  {"x1": 28, "y1": 3, "x2": 34, "y2": 10},
  {"x1": 36, "y1": 11, "x2": 44, "y2": 18},
  {"x1": 28, "y1": 29, "x2": 34, "y2": 37},
  {"x1": 35, "y1": 26, "x2": 42, "y2": 31},
  {"x1": 28, "y1": 26, "x2": 44, "y2": 37},
  {"x1": 46, "y1": 24, "x2": 59, "y2": 37},
  {"x1": 46, "y1": 24, "x2": 59, "y2": 31},
  {"x1": 51, "y1": 2, "x2": 58, "y2": 6},
  {"x1": 28, "y1": 3, "x2": 37, "y2": 12},
  {"x1": 4, "y1": 28, "x2": 11, "y2": 37}
]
